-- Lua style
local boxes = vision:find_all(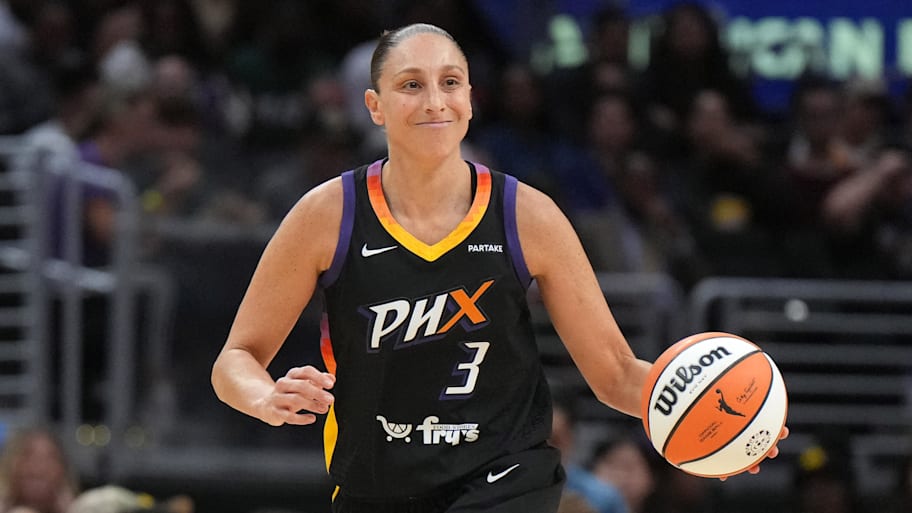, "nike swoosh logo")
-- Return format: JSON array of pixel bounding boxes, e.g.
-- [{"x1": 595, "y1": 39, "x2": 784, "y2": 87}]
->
[
  {"x1": 486, "y1": 463, "x2": 520, "y2": 484},
  {"x1": 361, "y1": 243, "x2": 398, "y2": 257}
]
